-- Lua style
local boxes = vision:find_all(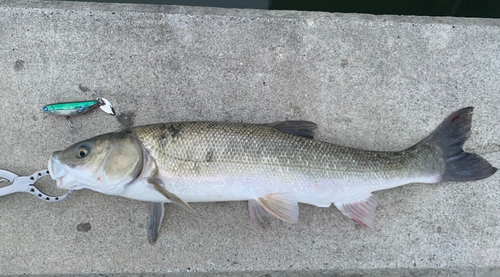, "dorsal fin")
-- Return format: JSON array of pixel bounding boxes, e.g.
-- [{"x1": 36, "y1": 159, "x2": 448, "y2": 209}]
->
[{"x1": 266, "y1": 121, "x2": 317, "y2": 138}]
